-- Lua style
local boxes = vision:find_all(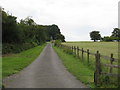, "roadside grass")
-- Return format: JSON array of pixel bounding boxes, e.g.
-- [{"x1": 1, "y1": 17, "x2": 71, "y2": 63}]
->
[
  {"x1": 54, "y1": 46, "x2": 118, "y2": 88},
  {"x1": 2, "y1": 44, "x2": 46, "y2": 78},
  {"x1": 62, "y1": 42, "x2": 118, "y2": 83},
  {"x1": 53, "y1": 46, "x2": 95, "y2": 88}
]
